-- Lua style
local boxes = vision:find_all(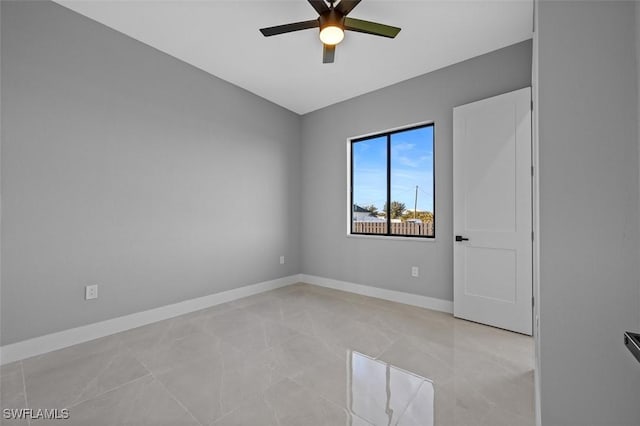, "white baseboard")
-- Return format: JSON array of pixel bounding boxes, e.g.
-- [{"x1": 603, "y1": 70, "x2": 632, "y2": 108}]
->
[
  {"x1": 299, "y1": 274, "x2": 453, "y2": 314},
  {"x1": 0, "y1": 275, "x2": 301, "y2": 365},
  {"x1": 0, "y1": 273, "x2": 452, "y2": 365}
]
